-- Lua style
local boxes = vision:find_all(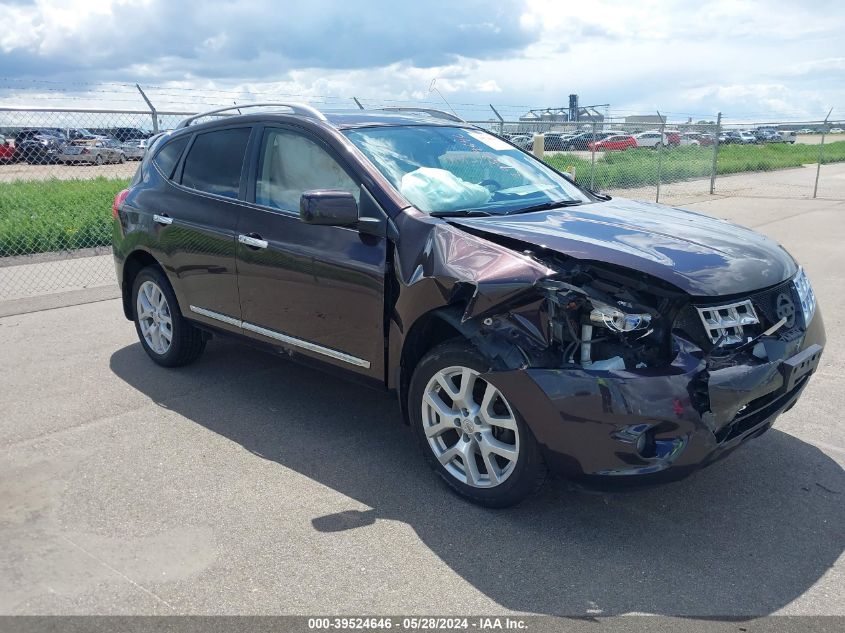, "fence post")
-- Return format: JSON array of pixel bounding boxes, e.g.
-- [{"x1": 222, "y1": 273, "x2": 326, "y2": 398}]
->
[
  {"x1": 135, "y1": 84, "x2": 158, "y2": 134},
  {"x1": 813, "y1": 108, "x2": 833, "y2": 199},
  {"x1": 655, "y1": 110, "x2": 665, "y2": 203},
  {"x1": 489, "y1": 104, "x2": 504, "y2": 136},
  {"x1": 589, "y1": 121, "x2": 597, "y2": 190},
  {"x1": 709, "y1": 112, "x2": 722, "y2": 194}
]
